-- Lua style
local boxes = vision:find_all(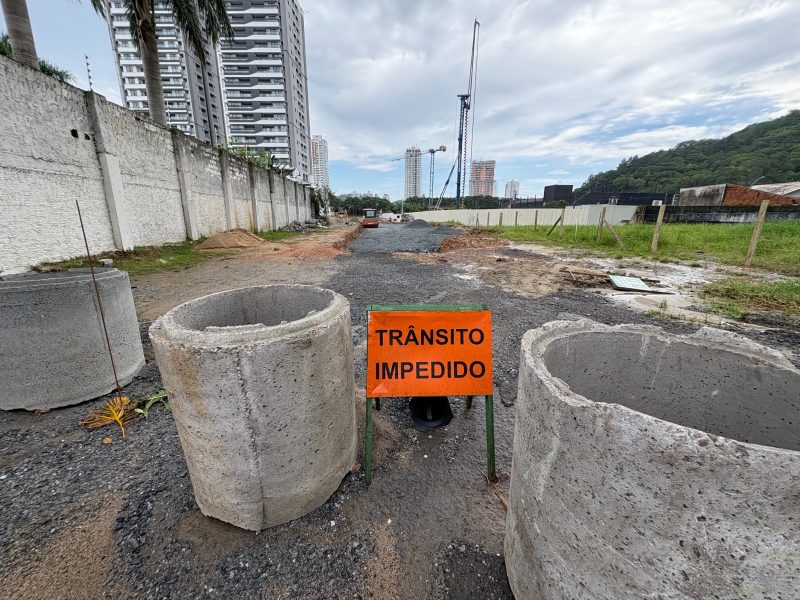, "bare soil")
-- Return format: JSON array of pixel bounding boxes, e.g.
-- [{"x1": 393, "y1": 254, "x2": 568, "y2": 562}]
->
[
  {"x1": 197, "y1": 228, "x2": 267, "y2": 250},
  {"x1": 133, "y1": 225, "x2": 356, "y2": 320}
]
